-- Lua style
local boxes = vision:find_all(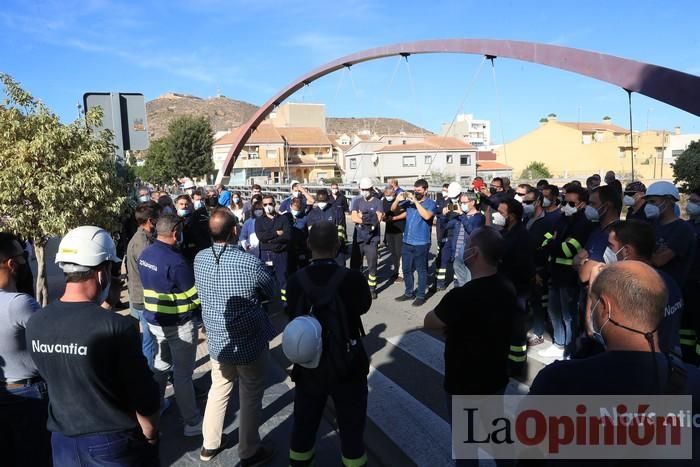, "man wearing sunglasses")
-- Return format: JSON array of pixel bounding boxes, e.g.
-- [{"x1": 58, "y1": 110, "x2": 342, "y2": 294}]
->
[
  {"x1": 623, "y1": 181, "x2": 649, "y2": 222},
  {"x1": 0, "y1": 232, "x2": 51, "y2": 466},
  {"x1": 256, "y1": 195, "x2": 292, "y2": 304}
]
